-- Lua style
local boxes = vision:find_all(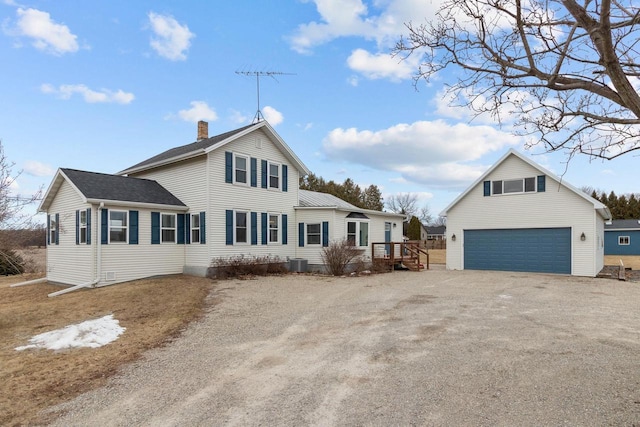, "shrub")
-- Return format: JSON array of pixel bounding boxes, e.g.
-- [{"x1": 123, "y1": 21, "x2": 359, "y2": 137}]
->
[
  {"x1": 321, "y1": 239, "x2": 364, "y2": 276},
  {"x1": 209, "y1": 254, "x2": 286, "y2": 279},
  {"x1": 0, "y1": 249, "x2": 25, "y2": 275}
]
